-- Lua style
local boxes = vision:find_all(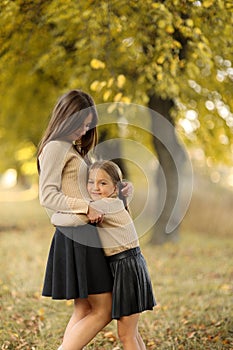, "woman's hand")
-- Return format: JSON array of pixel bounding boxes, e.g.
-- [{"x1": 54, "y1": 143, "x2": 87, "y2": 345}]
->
[
  {"x1": 120, "y1": 181, "x2": 134, "y2": 198},
  {"x1": 87, "y1": 204, "x2": 104, "y2": 224}
]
